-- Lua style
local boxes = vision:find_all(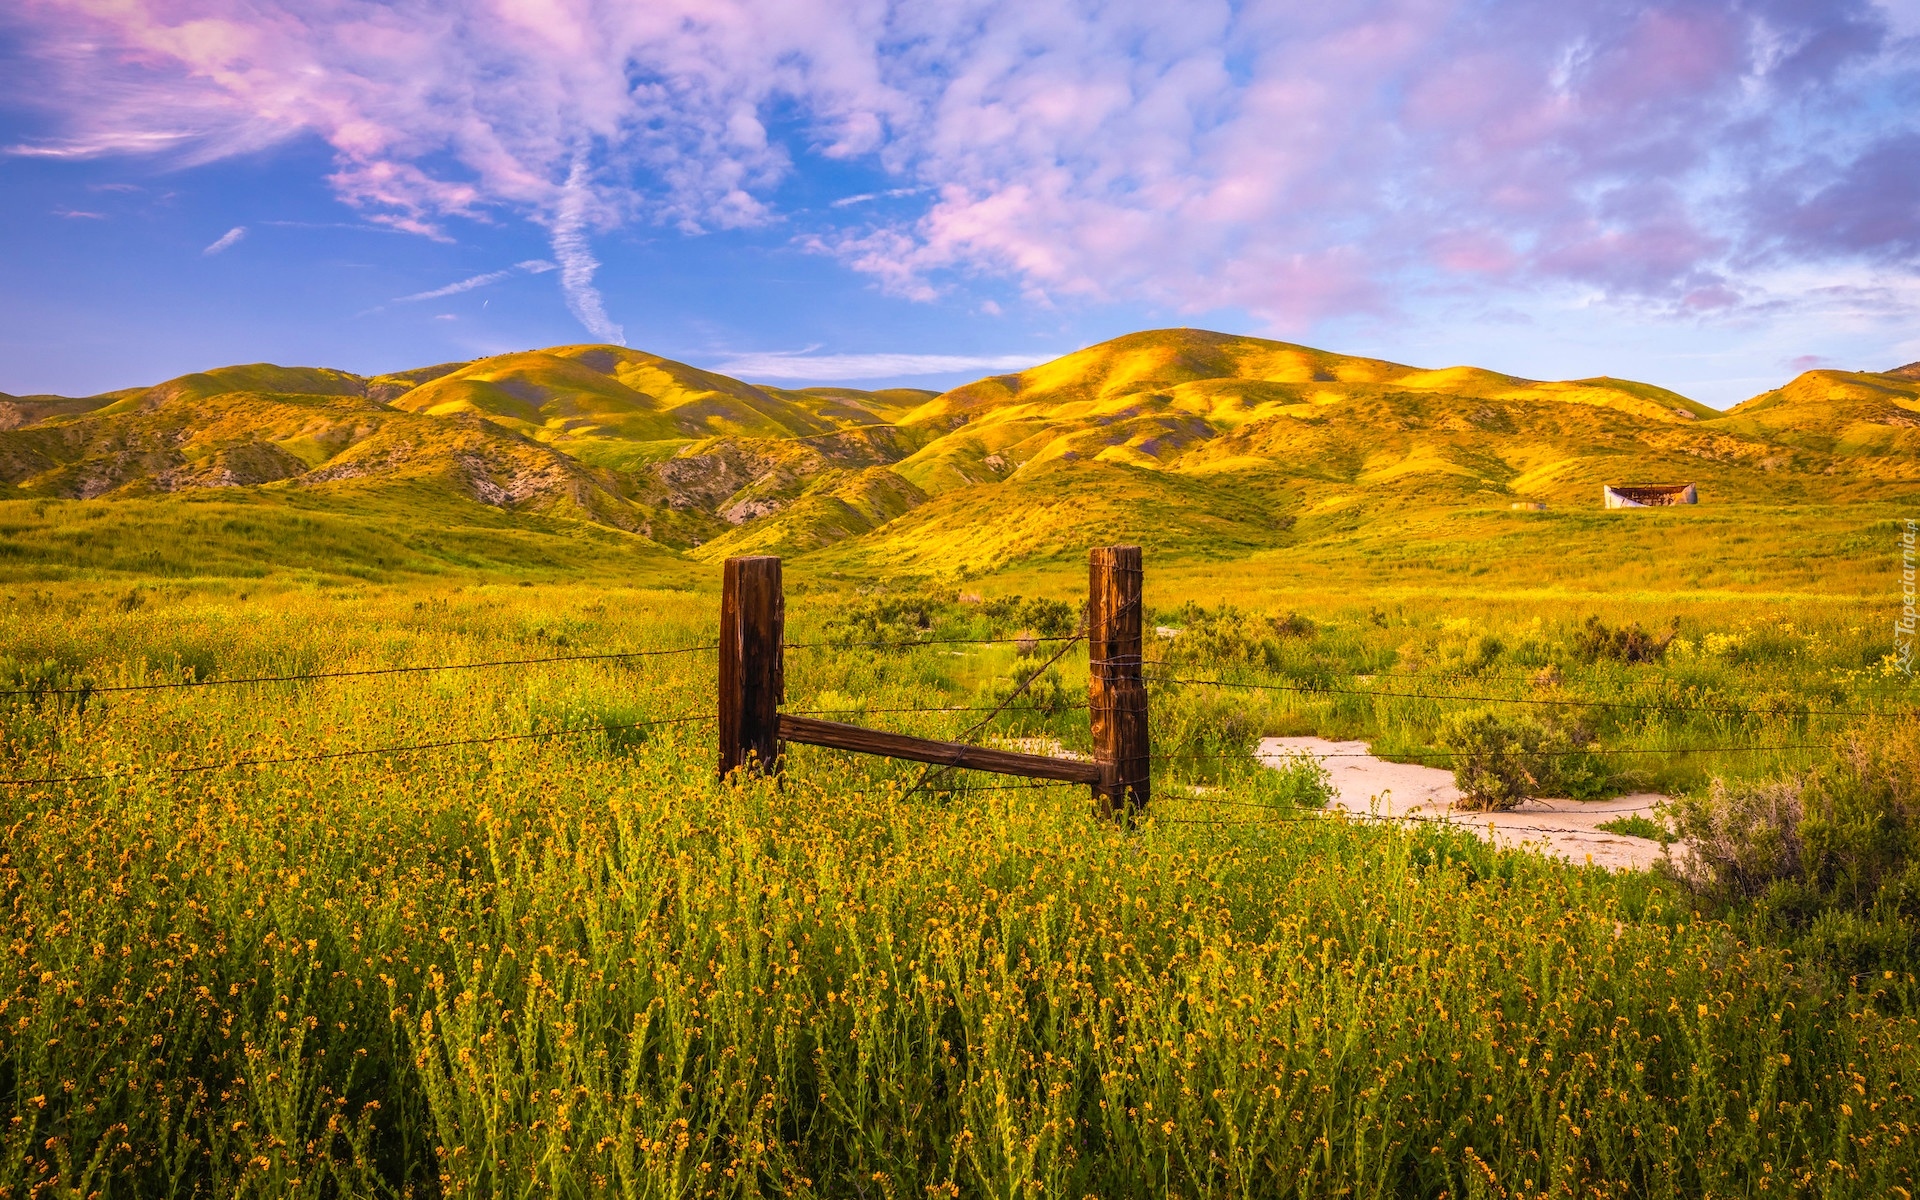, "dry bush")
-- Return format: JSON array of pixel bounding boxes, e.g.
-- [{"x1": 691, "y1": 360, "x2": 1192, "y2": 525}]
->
[
  {"x1": 1664, "y1": 777, "x2": 1806, "y2": 901},
  {"x1": 1665, "y1": 718, "x2": 1920, "y2": 918},
  {"x1": 1576, "y1": 615, "x2": 1677, "y2": 663}
]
